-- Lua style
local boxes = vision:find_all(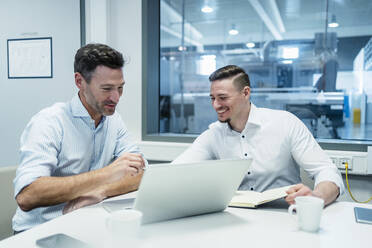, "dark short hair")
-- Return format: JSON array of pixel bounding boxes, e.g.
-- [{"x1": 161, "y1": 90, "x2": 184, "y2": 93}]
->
[
  {"x1": 209, "y1": 65, "x2": 250, "y2": 89},
  {"x1": 74, "y1": 43, "x2": 124, "y2": 83}
]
